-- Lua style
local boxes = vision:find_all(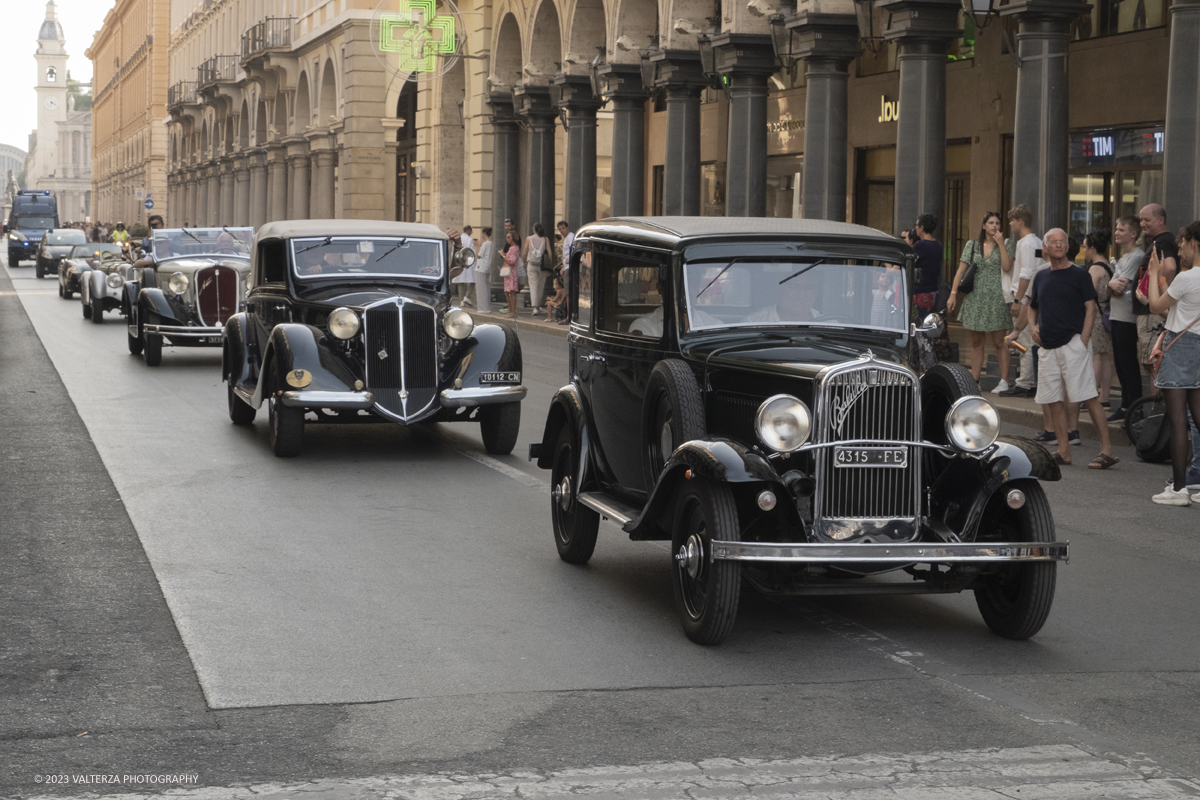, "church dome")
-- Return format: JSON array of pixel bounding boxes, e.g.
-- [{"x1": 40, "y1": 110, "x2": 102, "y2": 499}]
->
[{"x1": 39, "y1": 2, "x2": 64, "y2": 41}]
